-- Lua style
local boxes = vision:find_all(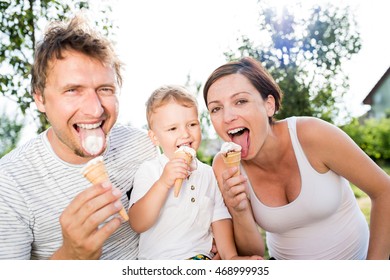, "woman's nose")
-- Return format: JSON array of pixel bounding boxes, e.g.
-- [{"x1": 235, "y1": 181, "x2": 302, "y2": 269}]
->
[{"x1": 223, "y1": 107, "x2": 238, "y2": 123}]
